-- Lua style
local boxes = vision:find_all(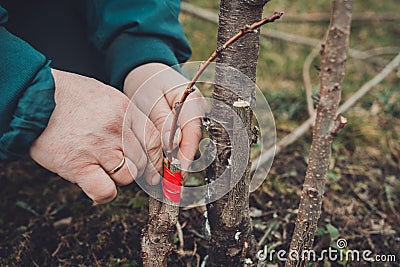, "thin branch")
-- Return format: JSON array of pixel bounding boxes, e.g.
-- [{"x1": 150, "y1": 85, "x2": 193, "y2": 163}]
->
[
  {"x1": 338, "y1": 52, "x2": 400, "y2": 114},
  {"x1": 280, "y1": 12, "x2": 400, "y2": 22},
  {"x1": 180, "y1": 3, "x2": 398, "y2": 68},
  {"x1": 286, "y1": 0, "x2": 354, "y2": 264},
  {"x1": 252, "y1": 52, "x2": 400, "y2": 172},
  {"x1": 167, "y1": 11, "x2": 284, "y2": 158},
  {"x1": 176, "y1": 220, "x2": 185, "y2": 252},
  {"x1": 303, "y1": 46, "x2": 320, "y2": 117},
  {"x1": 348, "y1": 46, "x2": 400, "y2": 60}
]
